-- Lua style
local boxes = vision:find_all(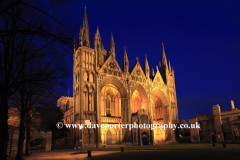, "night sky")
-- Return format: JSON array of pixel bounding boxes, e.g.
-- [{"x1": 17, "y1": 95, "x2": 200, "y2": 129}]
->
[{"x1": 62, "y1": 0, "x2": 240, "y2": 123}]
